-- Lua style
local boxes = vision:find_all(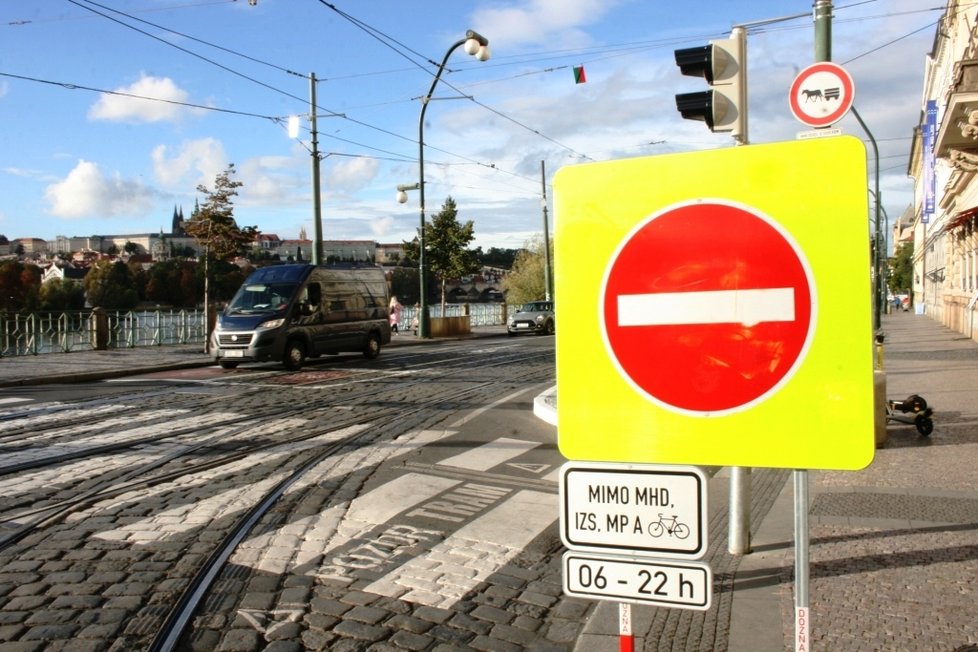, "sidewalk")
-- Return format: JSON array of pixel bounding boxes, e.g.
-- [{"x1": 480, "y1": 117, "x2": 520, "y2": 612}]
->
[
  {"x1": 0, "y1": 325, "x2": 508, "y2": 388},
  {"x1": 576, "y1": 312, "x2": 978, "y2": 651}
]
